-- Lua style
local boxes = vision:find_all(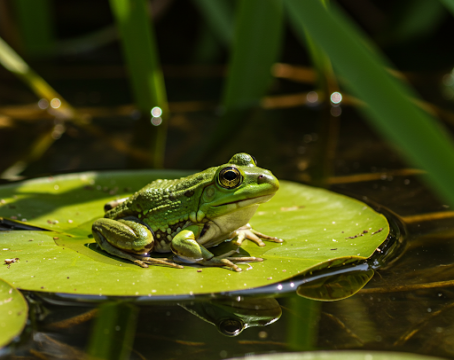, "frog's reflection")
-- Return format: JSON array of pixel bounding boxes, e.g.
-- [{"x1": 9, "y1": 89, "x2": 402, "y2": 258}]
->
[{"x1": 179, "y1": 297, "x2": 282, "y2": 336}]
